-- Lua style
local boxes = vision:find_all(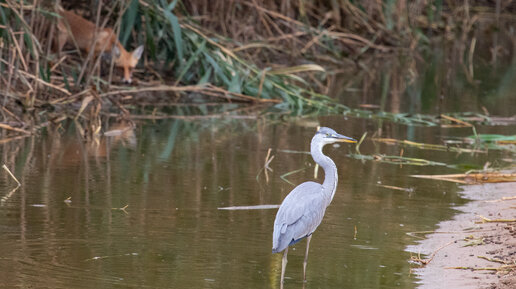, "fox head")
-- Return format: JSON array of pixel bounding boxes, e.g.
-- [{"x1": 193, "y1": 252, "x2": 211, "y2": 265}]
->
[{"x1": 112, "y1": 45, "x2": 144, "y2": 84}]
